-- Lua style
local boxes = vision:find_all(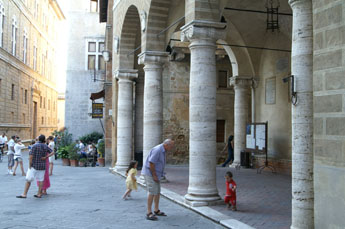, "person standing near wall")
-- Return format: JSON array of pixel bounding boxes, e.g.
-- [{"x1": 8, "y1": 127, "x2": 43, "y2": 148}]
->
[{"x1": 221, "y1": 135, "x2": 234, "y2": 167}]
